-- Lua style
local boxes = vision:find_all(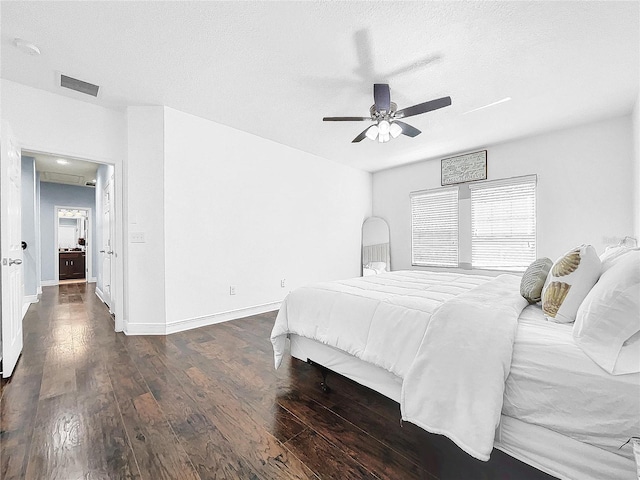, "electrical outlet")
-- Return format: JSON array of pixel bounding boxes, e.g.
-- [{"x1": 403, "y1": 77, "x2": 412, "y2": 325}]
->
[
  {"x1": 280, "y1": 279, "x2": 286, "y2": 288},
  {"x1": 229, "y1": 285, "x2": 236, "y2": 295},
  {"x1": 130, "y1": 232, "x2": 145, "y2": 243}
]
